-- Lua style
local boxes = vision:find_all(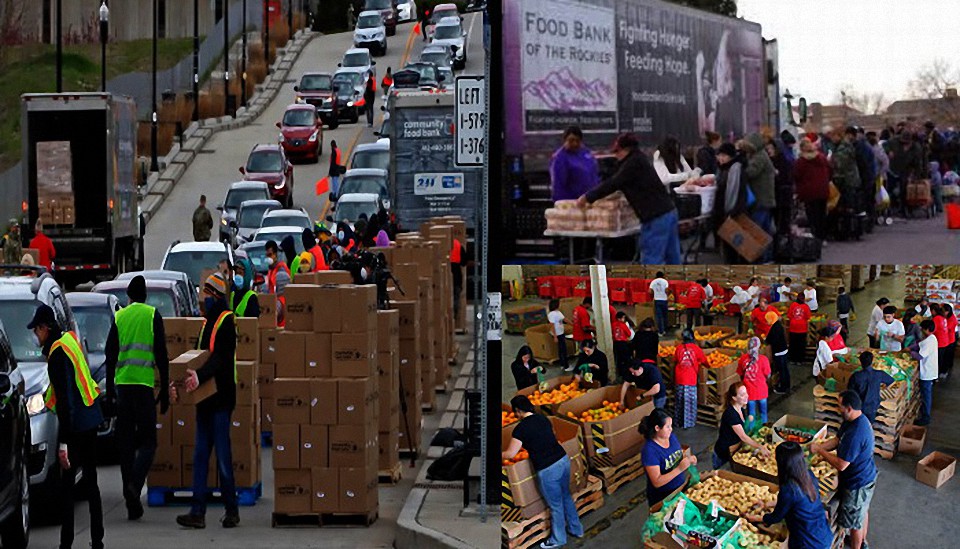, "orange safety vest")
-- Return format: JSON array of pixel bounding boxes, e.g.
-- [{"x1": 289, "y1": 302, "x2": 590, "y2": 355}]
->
[
  {"x1": 267, "y1": 261, "x2": 290, "y2": 327},
  {"x1": 451, "y1": 239, "x2": 462, "y2": 264},
  {"x1": 44, "y1": 331, "x2": 100, "y2": 412},
  {"x1": 198, "y1": 311, "x2": 238, "y2": 383},
  {"x1": 382, "y1": 75, "x2": 393, "y2": 89},
  {"x1": 334, "y1": 148, "x2": 342, "y2": 166}
]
